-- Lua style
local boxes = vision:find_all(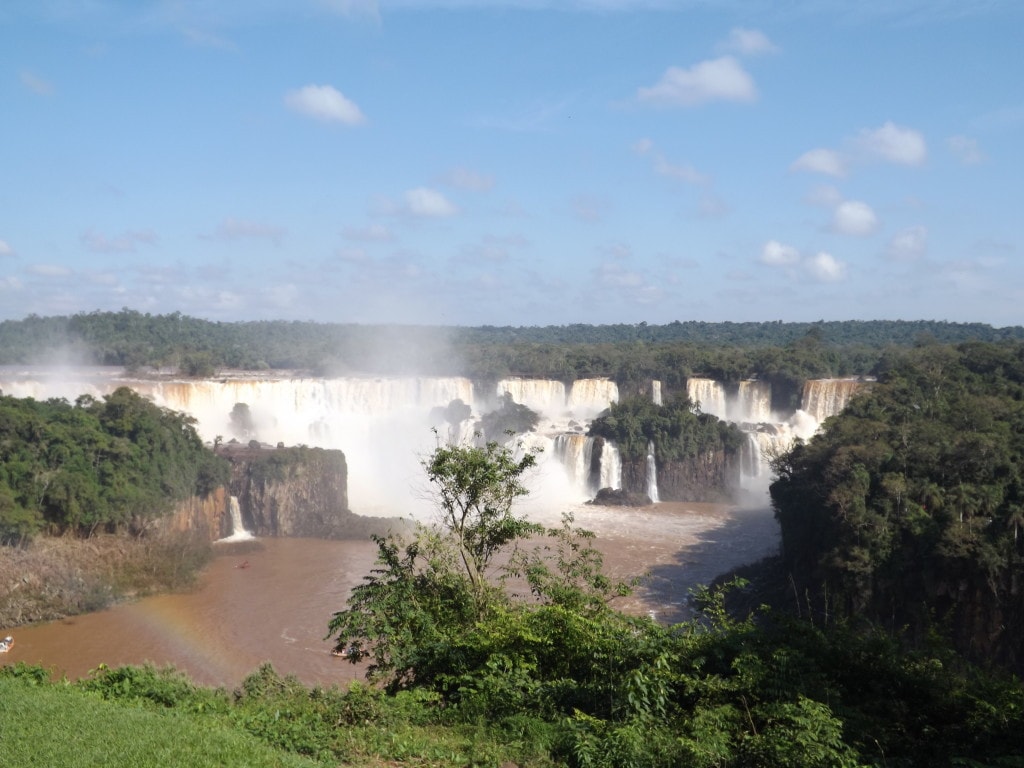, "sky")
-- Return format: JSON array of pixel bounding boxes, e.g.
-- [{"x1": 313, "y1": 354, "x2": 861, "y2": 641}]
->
[{"x1": 2, "y1": 0, "x2": 1022, "y2": 327}]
